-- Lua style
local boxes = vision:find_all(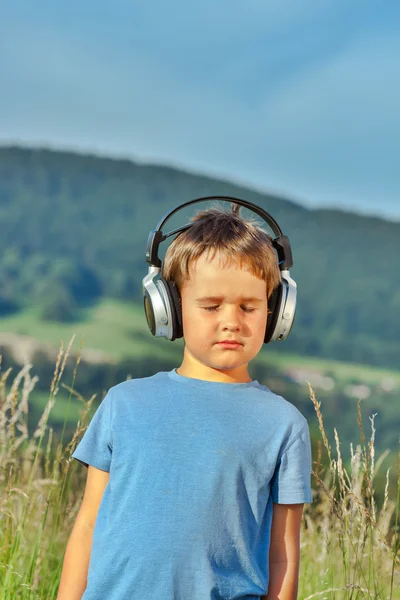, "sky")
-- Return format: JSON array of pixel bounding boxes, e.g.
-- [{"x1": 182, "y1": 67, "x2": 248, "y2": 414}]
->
[{"x1": 1, "y1": 0, "x2": 399, "y2": 221}]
